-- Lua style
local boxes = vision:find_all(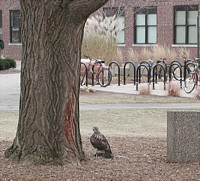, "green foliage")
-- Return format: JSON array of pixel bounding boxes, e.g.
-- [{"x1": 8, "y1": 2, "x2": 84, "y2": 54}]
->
[{"x1": 0, "y1": 58, "x2": 16, "y2": 70}]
